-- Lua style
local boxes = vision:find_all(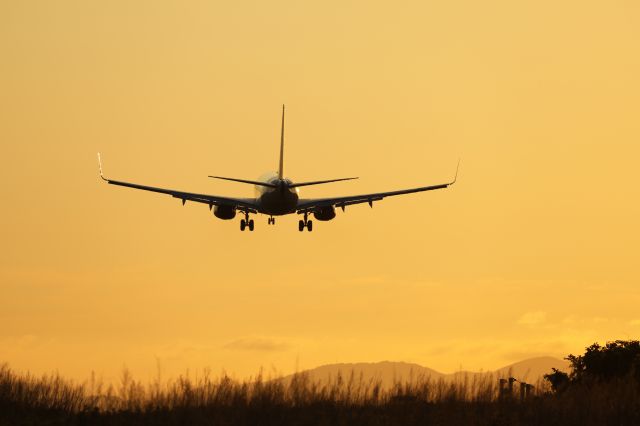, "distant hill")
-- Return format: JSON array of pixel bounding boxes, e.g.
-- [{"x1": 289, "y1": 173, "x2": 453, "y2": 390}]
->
[
  {"x1": 494, "y1": 356, "x2": 570, "y2": 382},
  {"x1": 280, "y1": 357, "x2": 570, "y2": 389},
  {"x1": 283, "y1": 361, "x2": 444, "y2": 387}
]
